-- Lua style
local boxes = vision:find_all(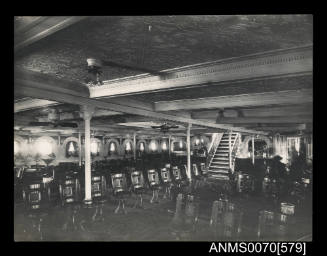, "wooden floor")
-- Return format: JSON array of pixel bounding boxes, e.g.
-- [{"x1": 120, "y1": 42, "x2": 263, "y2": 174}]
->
[{"x1": 14, "y1": 189, "x2": 312, "y2": 242}]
